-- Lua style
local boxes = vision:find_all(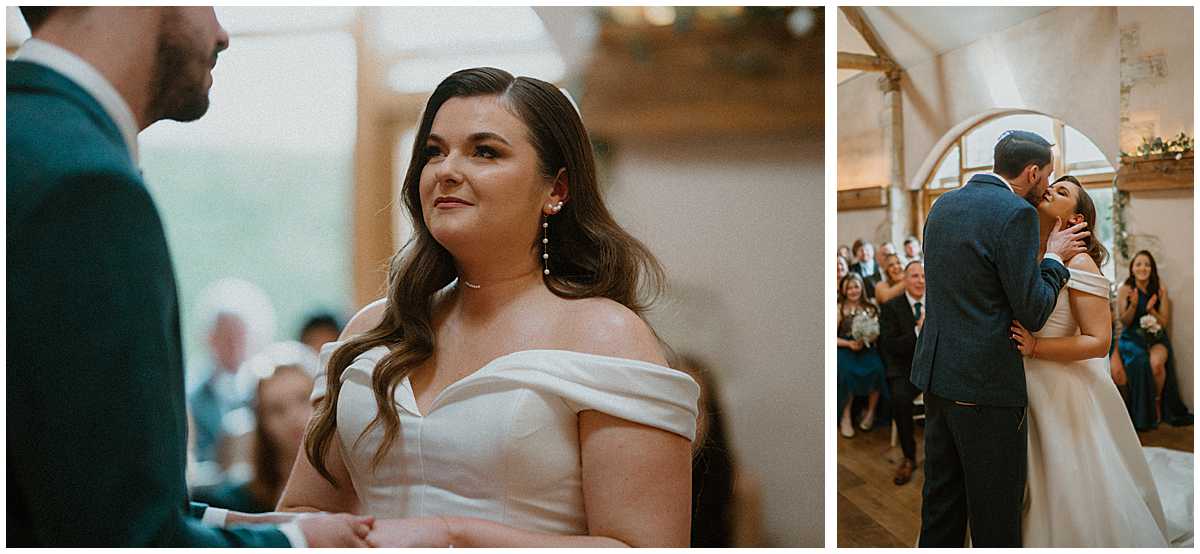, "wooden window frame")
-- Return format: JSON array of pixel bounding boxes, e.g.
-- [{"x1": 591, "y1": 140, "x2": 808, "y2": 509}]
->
[{"x1": 917, "y1": 115, "x2": 1116, "y2": 236}]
